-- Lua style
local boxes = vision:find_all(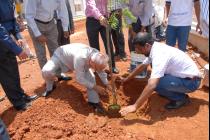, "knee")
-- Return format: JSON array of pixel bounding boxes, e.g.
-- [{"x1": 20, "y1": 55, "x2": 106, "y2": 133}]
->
[{"x1": 42, "y1": 67, "x2": 54, "y2": 79}]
